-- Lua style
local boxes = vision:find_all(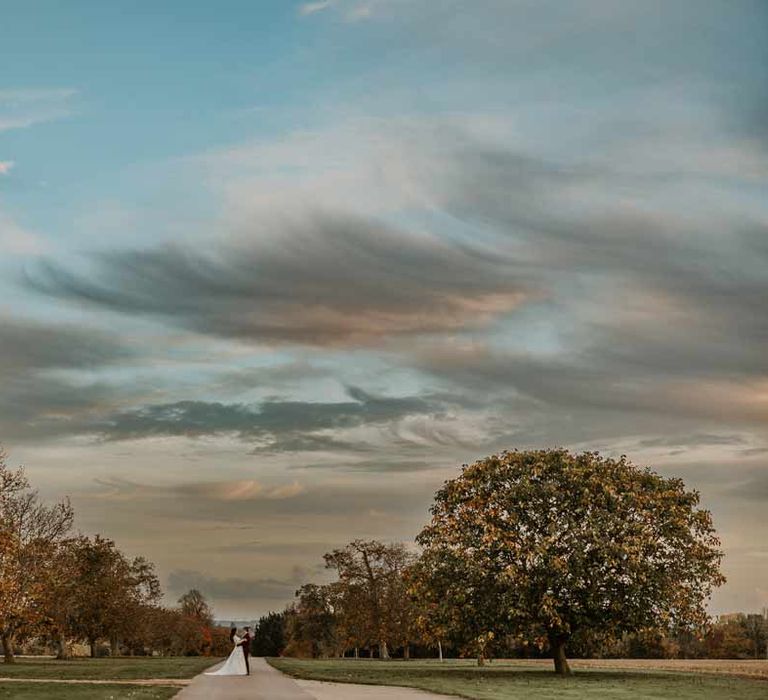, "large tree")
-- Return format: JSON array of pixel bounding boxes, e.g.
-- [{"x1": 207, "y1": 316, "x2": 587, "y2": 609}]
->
[
  {"x1": 68, "y1": 535, "x2": 161, "y2": 657},
  {"x1": 415, "y1": 449, "x2": 725, "y2": 674},
  {"x1": 334, "y1": 580, "x2": 374, "y2": 658},
  {"x1": 177, "y1": 589, "x2": 215, "y2": 656},
  {"x1": 178, "y1": 589, "x2": 214, "y2": 627},
  {"x1": 42, "y1": 539, "x2": 83, "y2": 659},
  {"x1": 287, "y1": 583, "x2": 340, "y2": 658},
  {"x1": 324, "y1": 540, "x2": 415, "y2": 659},
  {"x1": 252, "y1": 610, "x2": 287, "y2": 657},
  {"x1": 0, "y1": 449, "x2": 74, "y2": 663}
]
